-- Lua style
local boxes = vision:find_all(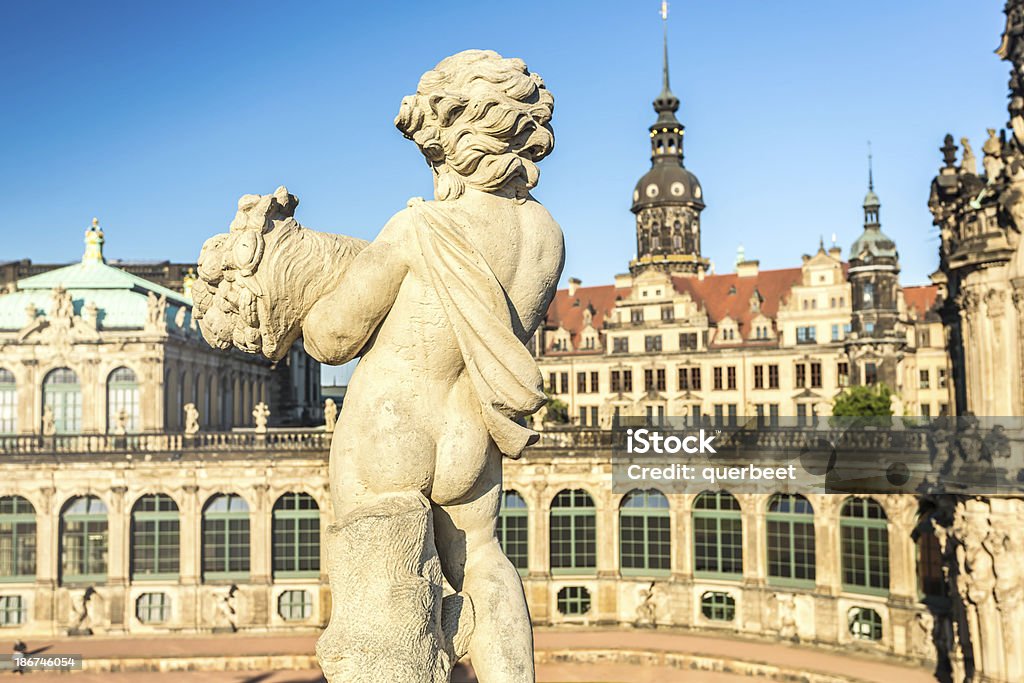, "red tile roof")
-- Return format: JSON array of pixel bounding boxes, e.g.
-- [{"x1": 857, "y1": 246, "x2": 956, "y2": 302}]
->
[
  {"x1": 903, "y1": 285, "x2": 941, "y2": 319},
  {"x1": 544, "y1": 284, "x2": 629, "y2": 350},
  {"x1": 671, "y1": 268, "x2": 804, "y2": 329},
  {"x1": 544, "y1": 267, "x2": 808, "y2": 347}
]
